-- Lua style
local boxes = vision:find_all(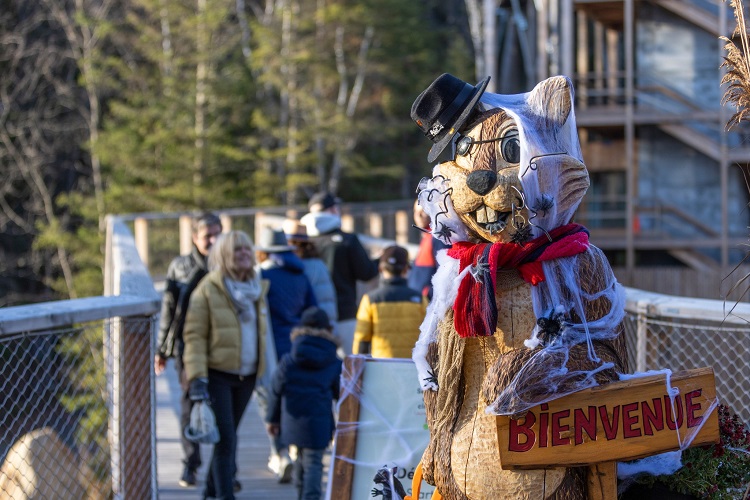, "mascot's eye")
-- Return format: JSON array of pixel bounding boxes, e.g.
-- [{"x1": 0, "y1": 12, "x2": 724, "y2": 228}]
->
[
  {"x1": 454, "y1": 129, "x2": 521, "y2": 164},
  {"x1": 501, "y1": 131, "x2": 520, "y2": 164}
]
